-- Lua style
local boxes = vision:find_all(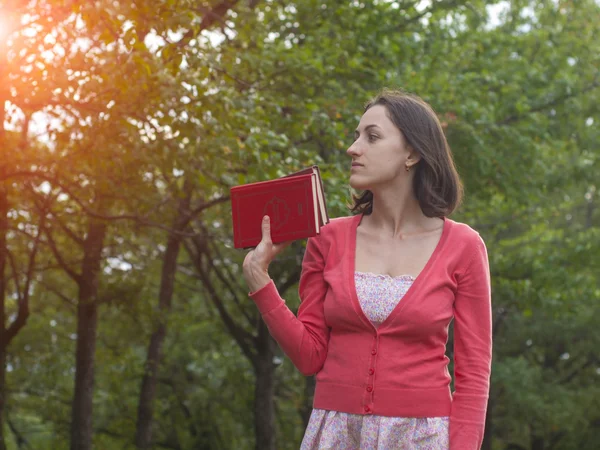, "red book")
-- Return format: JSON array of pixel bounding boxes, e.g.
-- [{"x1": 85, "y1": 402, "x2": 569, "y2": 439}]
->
[{"x1": 230, "y1": 166, "x2": 329, "y2": 248}]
